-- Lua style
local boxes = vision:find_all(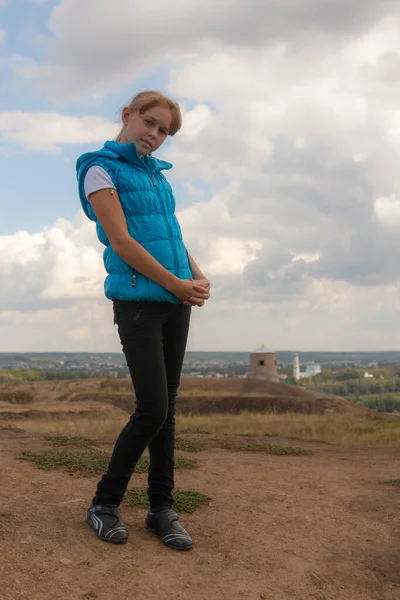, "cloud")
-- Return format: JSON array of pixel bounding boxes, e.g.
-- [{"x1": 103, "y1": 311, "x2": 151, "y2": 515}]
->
[
  {"x1": 3, "y1": 0, "x2": 400, "y2": 350},
  {"x1": 0, "y1": 213, "x2": 104, "y2": 311},
  {"x1": 161, "y1": 10, "x2": 400, "y2": 295},
  {"x1": 374, "y1": 194, "x2": 400, "y2": 224},
  {"x1": 2, "y1": 210, "x2": 400, "y2": 352},
  {"x1": 8, "y1": 0, "x2": 400, "y2": 99},
  {"x1": 0, "y1": 111, "x2": 118, "y2": 152},
  {"x1": 0, "y1": 302, "x2": 120, "y2": 353}
]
